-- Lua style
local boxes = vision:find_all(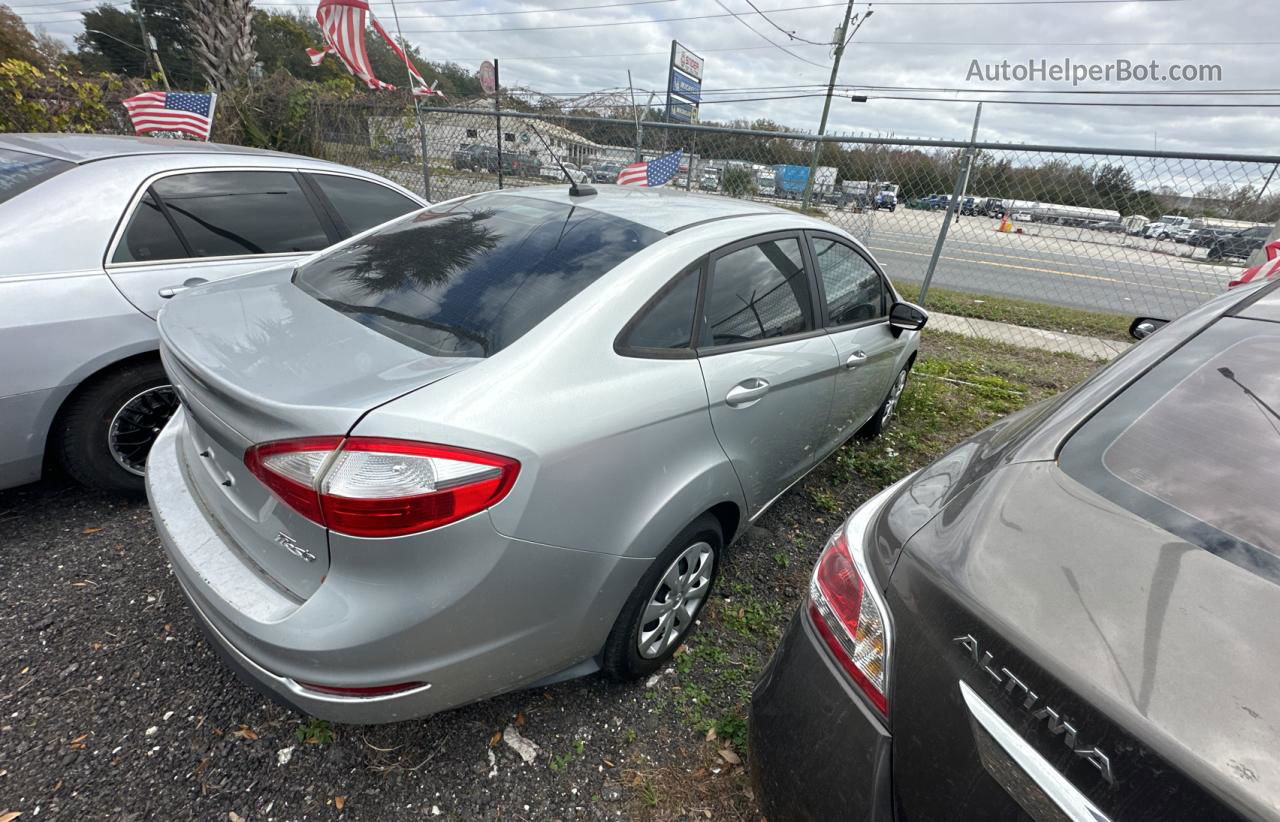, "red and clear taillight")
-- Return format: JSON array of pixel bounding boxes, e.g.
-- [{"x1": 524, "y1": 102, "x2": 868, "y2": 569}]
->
[
  {"x1": 808, "y1": 528, "x2": 890, "y2": 715},
  {"x1": 244, "y1": 437, "x2": 519, "y2": 538}
]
